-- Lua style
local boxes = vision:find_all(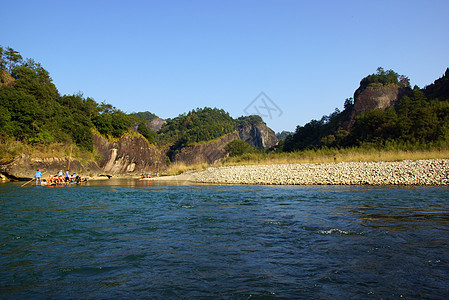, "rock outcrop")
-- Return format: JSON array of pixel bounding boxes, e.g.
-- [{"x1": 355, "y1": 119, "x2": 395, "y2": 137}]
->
[
  {"x1": 149, "y1": 117, "x2": 167, "y2": 132},
  {"x1": 343, "y1": 83, "x2": 406, "y2": 129},
  {"x1": 172, "y1": 132, "x2": 240, "y2": 165},
  {"x1": 237, "y1": 116, "x2": 278, "y2": 149},
  {"x1": 0, "y1": 153, "x2": 102, "y2": 180},
  {"x1": 94, "y1": 133, "x2": 166, "y2": 174},
  {"x1": 171, "y1": 116, "x2": 278, "y2": 165}
]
